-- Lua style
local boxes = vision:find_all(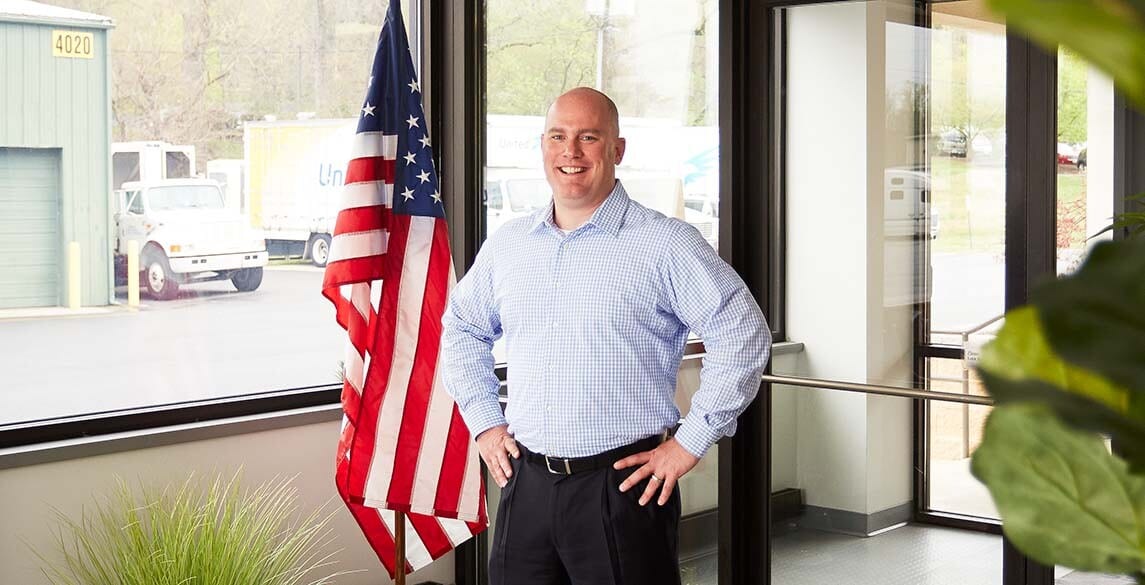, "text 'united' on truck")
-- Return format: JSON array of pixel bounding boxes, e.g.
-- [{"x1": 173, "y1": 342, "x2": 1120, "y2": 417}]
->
[{"x1": 242, "y1": 119, "x2": 355, "y2": 267}]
